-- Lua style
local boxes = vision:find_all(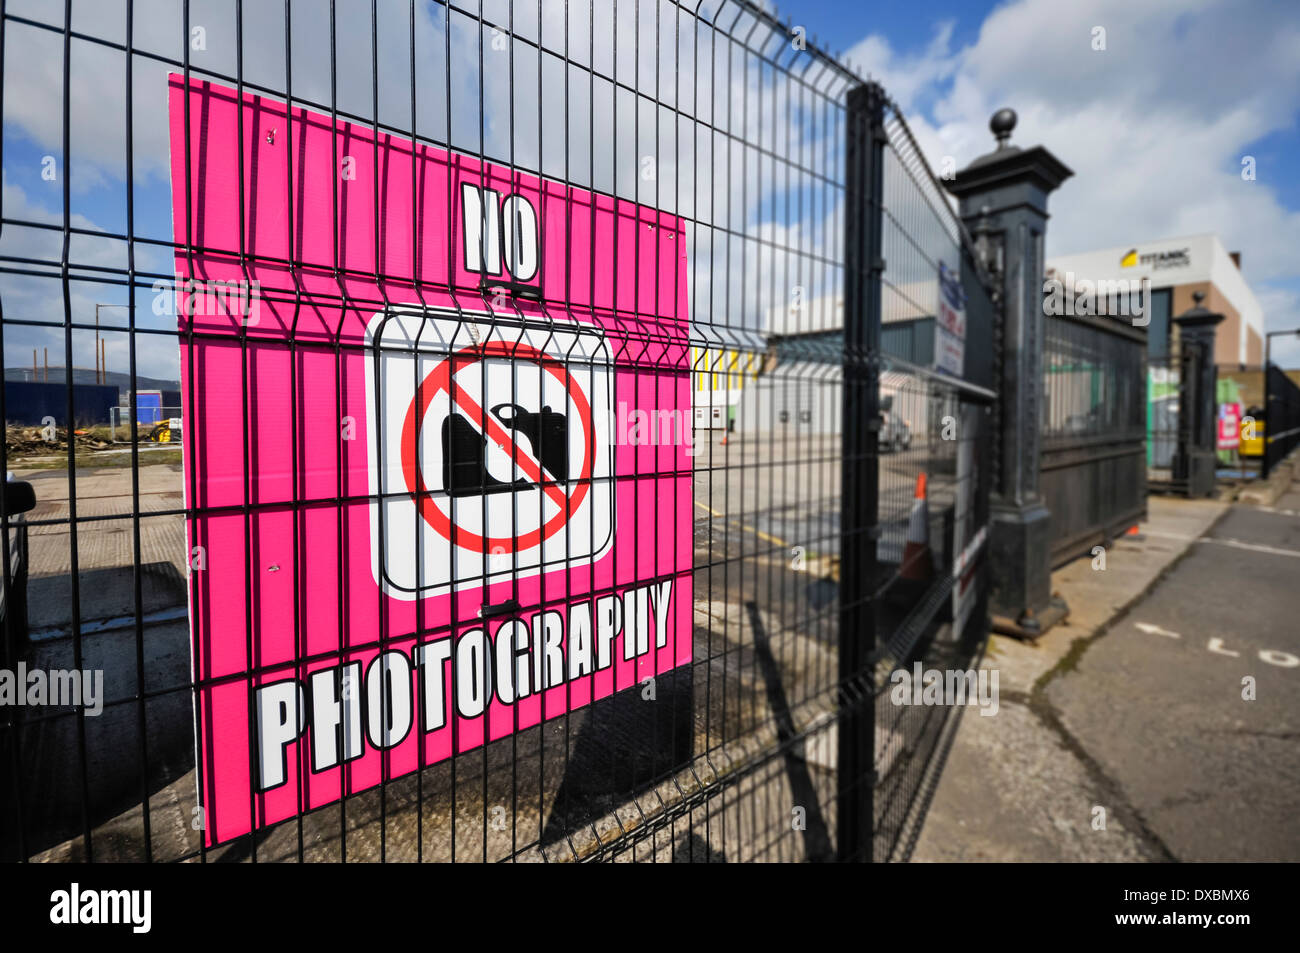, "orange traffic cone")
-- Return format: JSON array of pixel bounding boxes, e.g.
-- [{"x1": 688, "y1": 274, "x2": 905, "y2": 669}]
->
[{"x1": 900, "y1": 472, "x2": 932, "y2": 582}]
